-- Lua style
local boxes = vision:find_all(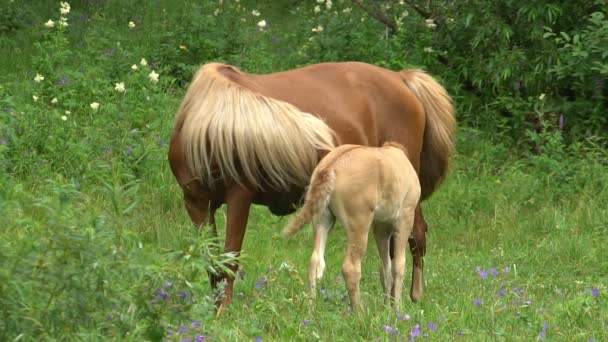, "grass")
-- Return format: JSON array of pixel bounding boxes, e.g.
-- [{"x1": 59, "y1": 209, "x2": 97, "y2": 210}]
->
[{"x1": 1, "y1": 1, "x2": 606, "y2": 341}]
